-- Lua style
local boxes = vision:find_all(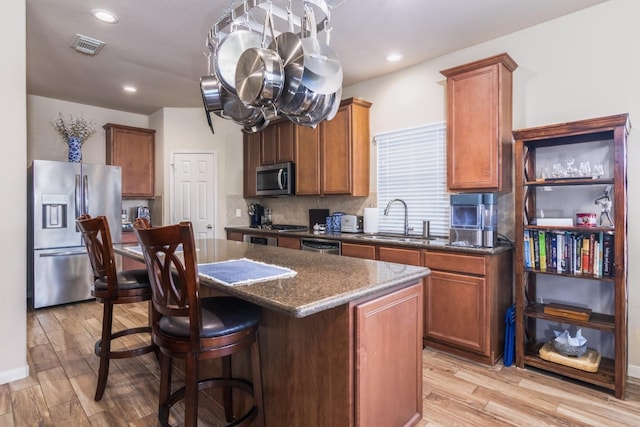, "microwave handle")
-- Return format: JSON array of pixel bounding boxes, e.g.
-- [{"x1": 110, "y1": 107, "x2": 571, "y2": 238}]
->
[{"x1": 278, "y1": 168, "x2": 285, "y2": 190}]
